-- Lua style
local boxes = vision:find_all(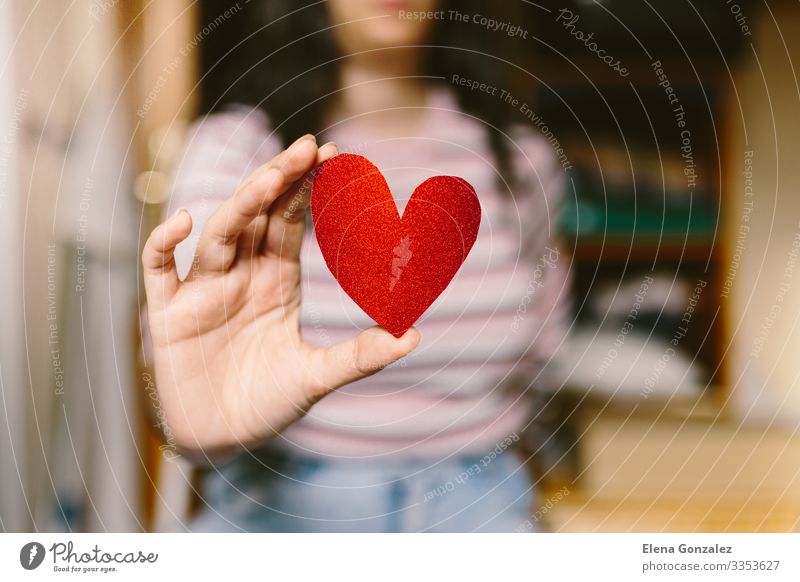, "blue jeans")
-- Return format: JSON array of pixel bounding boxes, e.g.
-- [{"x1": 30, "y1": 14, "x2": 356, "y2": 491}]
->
[{"x1": 188, "y1": 447, "x2": 537, "y2": 532}]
